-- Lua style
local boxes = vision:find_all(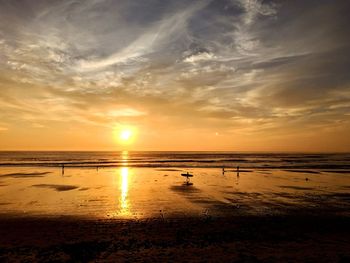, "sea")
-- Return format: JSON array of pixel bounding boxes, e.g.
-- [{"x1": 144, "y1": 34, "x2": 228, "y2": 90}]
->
[{"x1": 0, "y1": 151, "x2": 349, "y2": 170}]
